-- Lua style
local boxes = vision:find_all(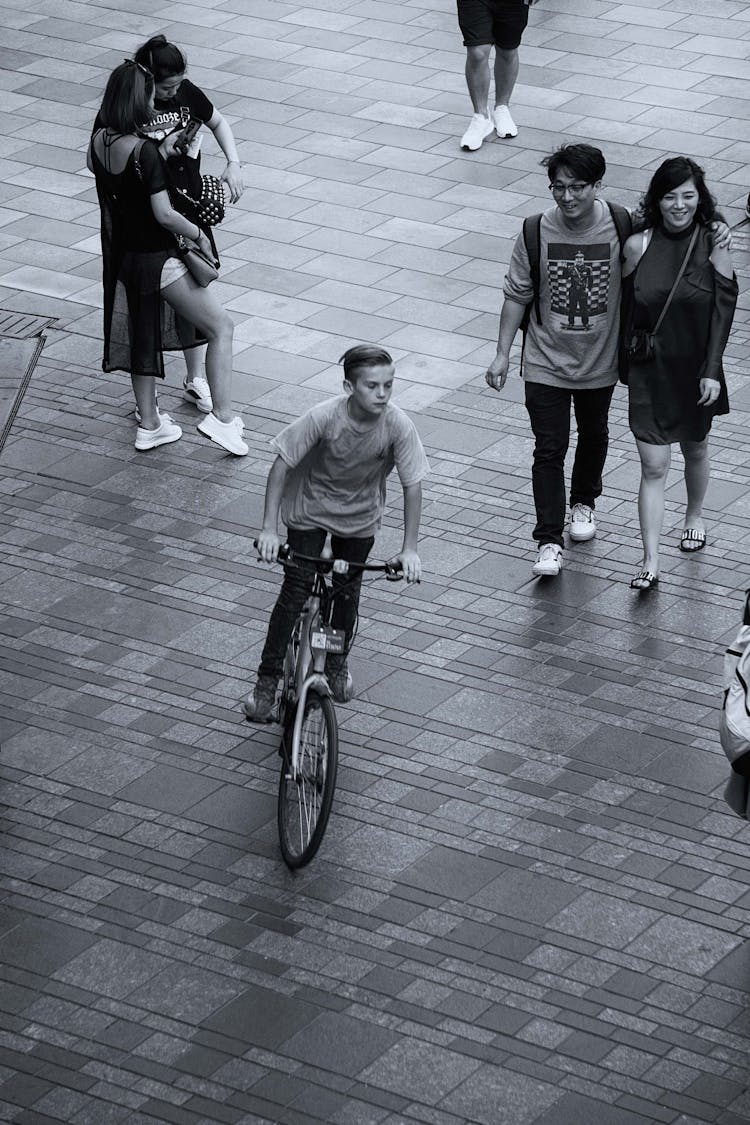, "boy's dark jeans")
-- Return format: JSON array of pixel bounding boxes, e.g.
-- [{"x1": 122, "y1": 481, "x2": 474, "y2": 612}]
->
[
  {"x1": 524, "y1": 381, "x2": 615, "y2": 548},
  {"x1": 257, "y1": 527, "x2": 375, "y2": 680}
]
